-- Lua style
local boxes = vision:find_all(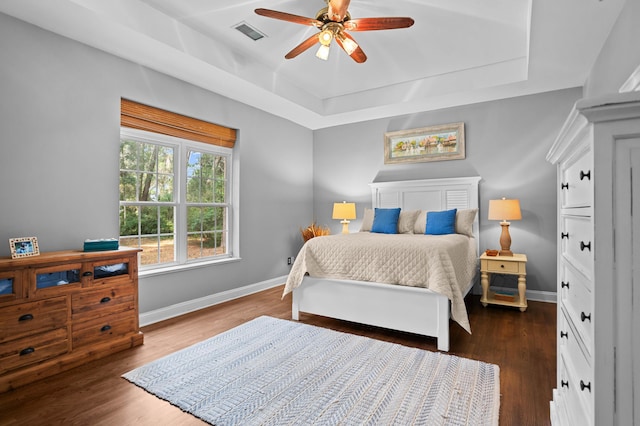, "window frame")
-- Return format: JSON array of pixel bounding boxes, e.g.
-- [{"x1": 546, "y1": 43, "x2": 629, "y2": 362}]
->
[{"x1": 119, "y1": 127, "x2": 234, "y2": 272}]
